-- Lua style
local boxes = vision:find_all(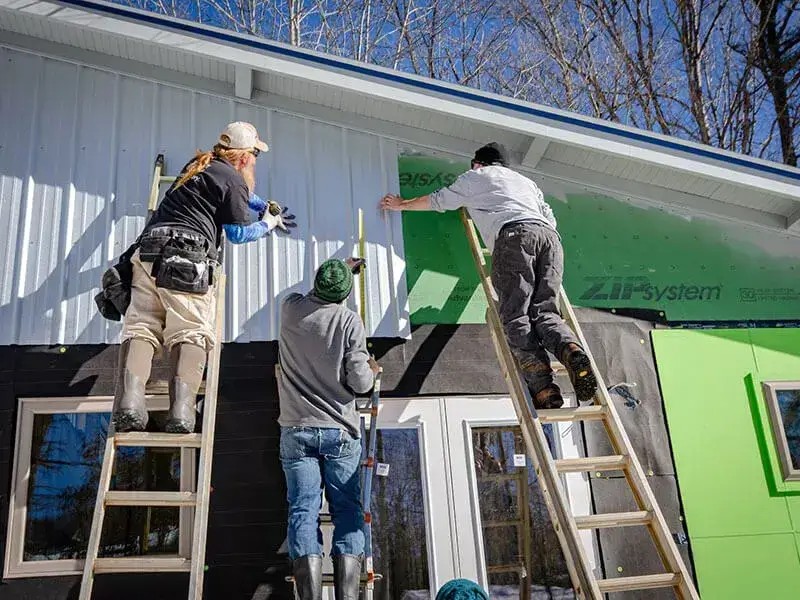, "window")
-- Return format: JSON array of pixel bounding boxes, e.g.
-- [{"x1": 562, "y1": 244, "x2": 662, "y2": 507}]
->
[
  {"x1": 762, "y1": 382, "x2": 800, "y2": 482},
  {"x1": 471, "y1": 426, "x2": 572, "y2": 600},
  {"x1": 4, "y1": 397, "x2": 195, "y2": 578},
  {"x1": 370, "y1": 428, "x2": 430, "y2": 600}
]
